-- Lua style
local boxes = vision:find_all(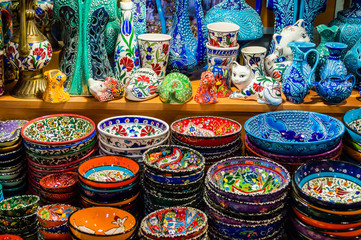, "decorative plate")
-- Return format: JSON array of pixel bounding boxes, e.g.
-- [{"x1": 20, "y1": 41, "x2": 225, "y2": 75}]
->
[
  {"x1": 21, "y1": 114, "x2": 95, "y2": 146},
  {"x1": 0, "y1": 120, "x2": 28, "y2": 147}
]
